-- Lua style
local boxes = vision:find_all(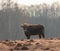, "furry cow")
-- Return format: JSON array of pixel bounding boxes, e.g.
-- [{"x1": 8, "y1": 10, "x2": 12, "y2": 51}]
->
[{"x1": 21, "y1": 23, "x2": 45, "y2": 39}]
